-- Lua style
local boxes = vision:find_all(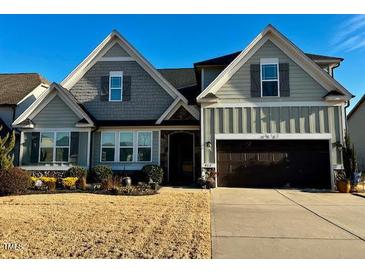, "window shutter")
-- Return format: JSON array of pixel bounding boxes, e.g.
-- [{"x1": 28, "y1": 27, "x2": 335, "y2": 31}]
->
[
  {"x1": 100, "y1": 76, "x2": 109, "y2": 101},
  {"x1": 250, "y1": 64, "x2": 261, "y2": 97},
  {"x1": 30, "y1": 132, "x2": 40, "y2": 164},
  {"x1": 123, "y1": 76, "x2": 131, "y2": 101},
  {"x1": 279, "y1": 63, "x2": 290, "y2": 97}
]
